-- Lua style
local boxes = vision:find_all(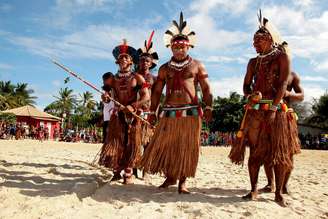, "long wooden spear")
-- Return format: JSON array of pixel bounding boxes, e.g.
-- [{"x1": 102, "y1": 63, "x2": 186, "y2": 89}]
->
[{"x1": 50, "y1": 59, "x2": 153, "y2": 128}]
